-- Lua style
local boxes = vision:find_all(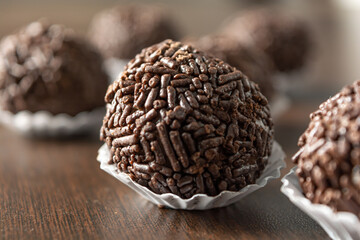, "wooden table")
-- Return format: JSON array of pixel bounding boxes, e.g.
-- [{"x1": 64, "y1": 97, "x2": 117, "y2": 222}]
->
[{"x1": 0, "y1": 99, "x2": 331, "y2": 240}]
